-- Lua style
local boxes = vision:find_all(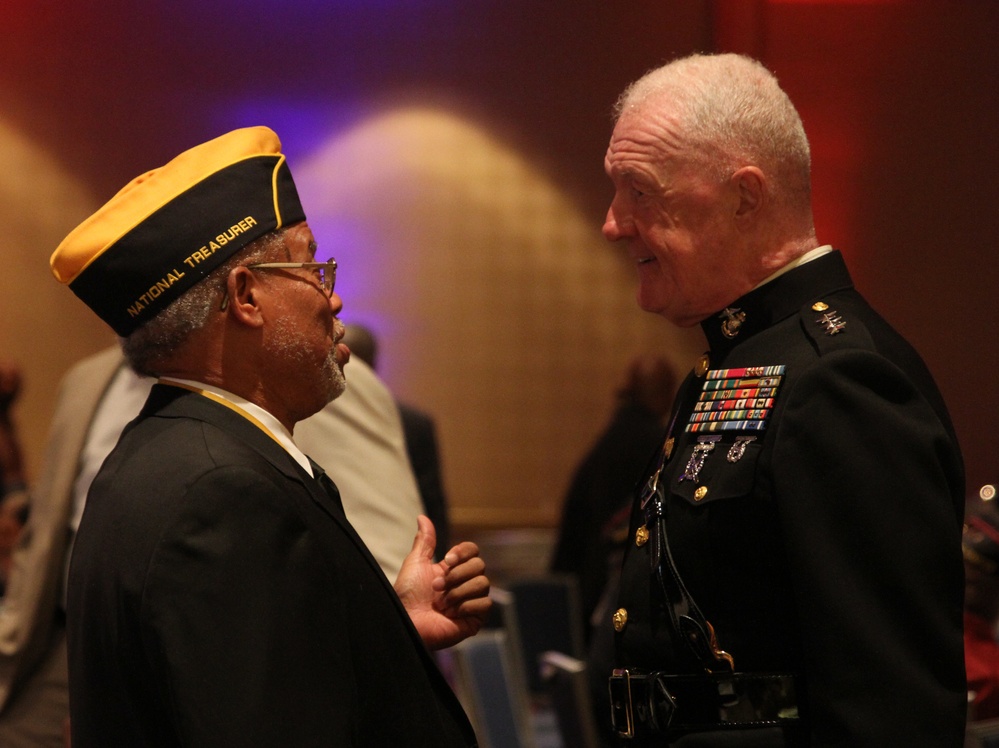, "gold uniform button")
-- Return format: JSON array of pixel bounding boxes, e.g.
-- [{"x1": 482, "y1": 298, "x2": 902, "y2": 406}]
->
[
  {"x1": 811, "y1": 301, "x2": 829, "y2": 312},
  {"x1": 694, "y1": 486, "x2": 708, "y2": 501},
  {"x1": 635, "y1": 525, "x2": 649, "y2": 547},
  {"x1": 695, "y1": 355, "x2": 710, "y2": 377},
  {"x1": 613, "y1": 608, "x2": 628, "y2": 632}
]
